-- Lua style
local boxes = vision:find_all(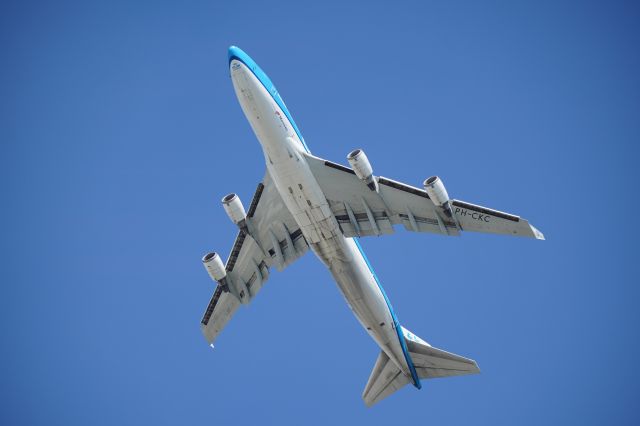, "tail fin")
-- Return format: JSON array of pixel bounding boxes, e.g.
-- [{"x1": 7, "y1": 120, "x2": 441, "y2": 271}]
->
[{"x1": 362, "y1": 327, "x2": 479, "y2": 407}]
